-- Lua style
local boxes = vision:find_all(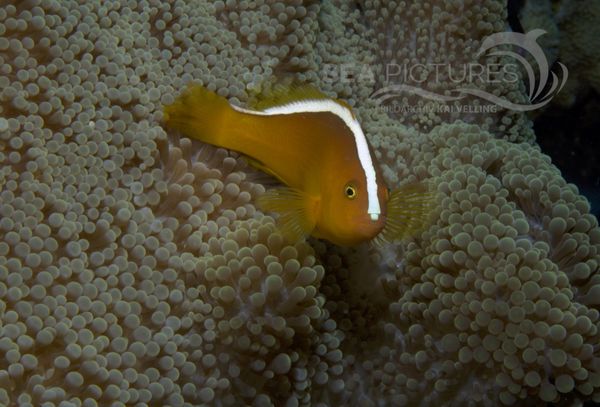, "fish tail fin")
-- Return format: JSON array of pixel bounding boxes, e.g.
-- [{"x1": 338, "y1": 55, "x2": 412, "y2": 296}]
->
[
  {"x1": 163, "y1": 84, "x2": 233, "y2": 146},
  {"x1": 378, "y1": 182, "x2": 437, "y2": 244}
]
